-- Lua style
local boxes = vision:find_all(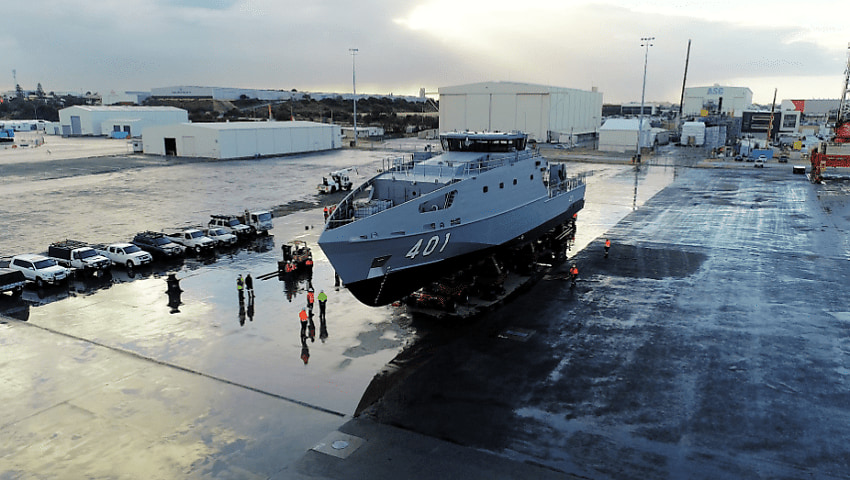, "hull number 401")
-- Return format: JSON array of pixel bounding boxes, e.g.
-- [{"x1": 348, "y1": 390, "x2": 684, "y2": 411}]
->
[{"x1": 405, "y1": 233, "x2": 450, "y2": 259}]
